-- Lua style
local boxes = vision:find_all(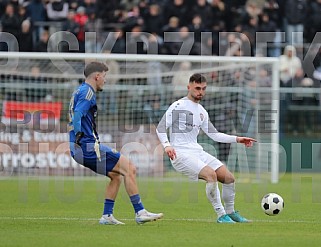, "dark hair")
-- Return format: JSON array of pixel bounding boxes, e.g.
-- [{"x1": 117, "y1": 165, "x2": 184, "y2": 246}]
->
[
  {"x1": 189, "y1": 73, "x2": 207, "y2": 83},
  {"x1": 84, "y1": 62, "x2": 109, "y2": 78}
]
